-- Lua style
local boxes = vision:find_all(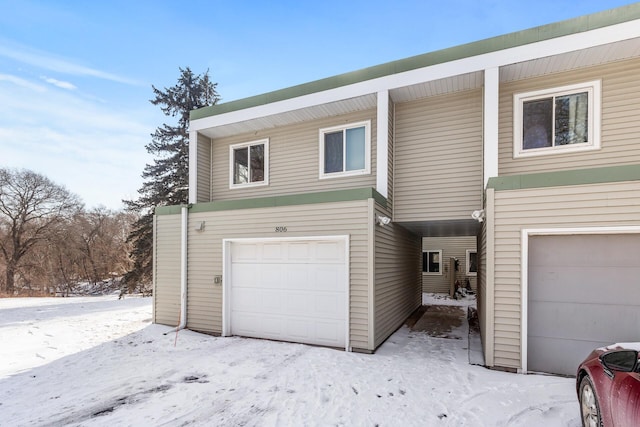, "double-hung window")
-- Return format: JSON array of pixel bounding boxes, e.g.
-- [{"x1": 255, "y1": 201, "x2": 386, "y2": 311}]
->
[
  {"x1": 229, "y1": 139, "x2": 268, "y2": 188},
  {"x1": 513, "y1": 80, "x2": 600, "y2": 158},
  {"x1": 422, "y1": 250, "x2": 442, "y2": 275},
  {"x1": 319, "y1": 120, "x2": 371, "y2": 179}
]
